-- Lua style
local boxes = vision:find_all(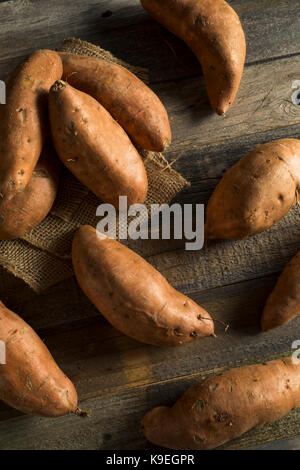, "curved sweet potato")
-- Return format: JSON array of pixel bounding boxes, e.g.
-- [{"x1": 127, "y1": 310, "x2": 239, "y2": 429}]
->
[
  {"x1": 205, "y1": 139, "x2": 300, "y2": 239},
  {"x1": 72, "y1": 226, "x2": 214, "y2": 346},
  {"x1": 0, "y1": 141, "x2": 61, "y2": 240},
  {"x1": 0, "y1": 300, "x2": 78, "y2": 417},
  {"x1": 141, "y1": 0, "x2": 246, "y2": 115},
  {"x1": 59, "y1": 52, "x2": 171, "y2": 152},
  {"x1": 49, "y1": 81, "x2": 148, "y2": 208},
  {"x1": 142, "y1": 357, "x2": 300, "y2": 449},
  {"x1": 0, "y1": 50, "x2": 62, "y2": 200},
  {"x1": 261, "y1": 250, "x2": 300, "y2": 331}
]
